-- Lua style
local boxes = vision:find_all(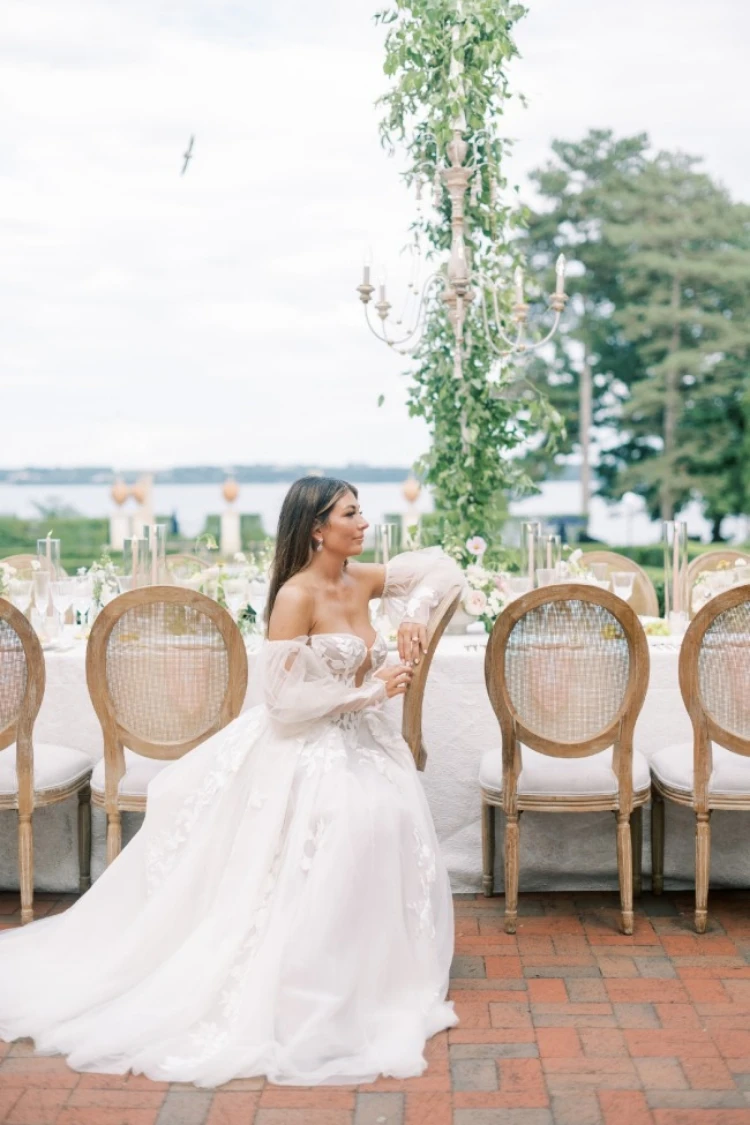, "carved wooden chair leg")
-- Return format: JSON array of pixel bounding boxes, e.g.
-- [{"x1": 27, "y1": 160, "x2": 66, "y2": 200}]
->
[
  {"x1": 650, "y1": 790, "x2": 665, "y2": 895},
  {"x1": 504, "y1": 812, "x2": 520, "y2": 934},
  {"x1": 18, "y1": 810, "x2": 34, "y2": 925},
  {"x1": 482, "y1": 798, "x2": 495, "y2": 897},
  {"x1": 78, "y1": 785, "x2": 92, "y2": 892},
  {"x1": 695, "y1": 811, "x2": 712, "y2": 934},
  {"x1": 106, "y1": 808, "x2": 122, "y2": 865},
  {"x1": 630, "y1": 806, "x2": 643, "y2": 898},
  {"x1": 616, "y1": 811, "x2": 634, "y2": 935}
]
